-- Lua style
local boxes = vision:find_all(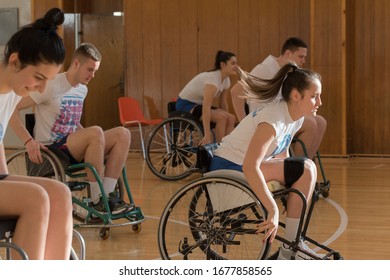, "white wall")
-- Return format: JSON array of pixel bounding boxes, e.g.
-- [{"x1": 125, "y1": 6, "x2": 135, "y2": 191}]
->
[{"x1": 1, "y1": 0, "x2": 32, "y2": 148}]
